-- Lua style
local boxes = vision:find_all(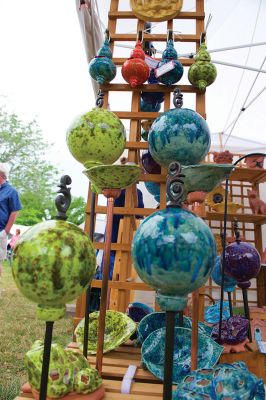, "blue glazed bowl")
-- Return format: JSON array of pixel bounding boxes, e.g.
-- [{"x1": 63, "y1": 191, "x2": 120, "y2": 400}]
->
[
  {"x1": 126, "y1": 302, "x2": 154, "y2": 323},
  {"x1": 132, "y1": 208, "x2": 216, "y2": 310},
  {"x1": 137, "y1": 312, "x2": 212, "y2": 343},
  {"x1": 172, "y1": 361, "x2": 265, "y2": 399},
  {"x1": 204, "y1": 300, "x2": 230, "y2": 324},
  {"x1": 141, "y1": 327, "x2": 223, "y2": 384},
  {"x1": 148, "y1": 108, "x2": 211, "y2": 167}
]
